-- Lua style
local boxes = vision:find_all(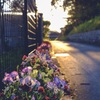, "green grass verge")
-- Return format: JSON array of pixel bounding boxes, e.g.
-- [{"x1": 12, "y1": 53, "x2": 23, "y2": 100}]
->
[{"x1": 69, "y1": 16, "x2": 100, "y2": 35}]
